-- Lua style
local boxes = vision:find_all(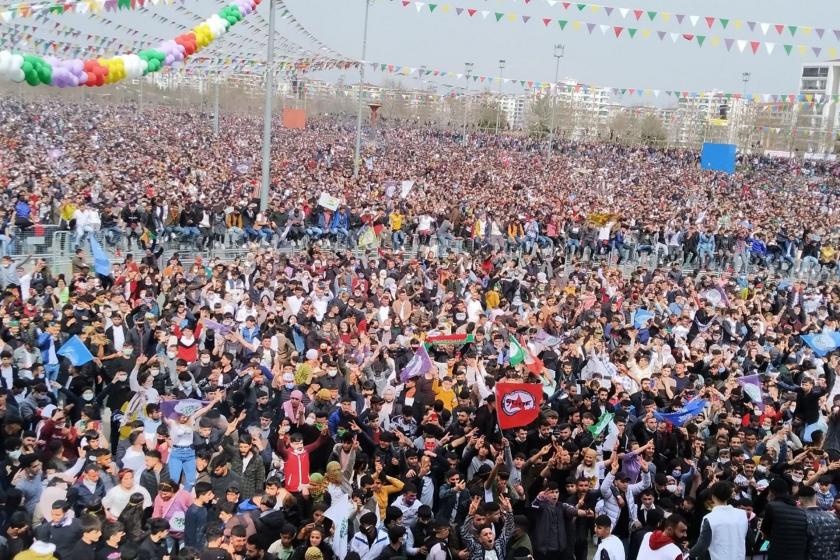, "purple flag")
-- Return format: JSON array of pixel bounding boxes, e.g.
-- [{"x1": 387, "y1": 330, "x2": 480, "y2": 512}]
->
[
  {"x1": 159, "y1": 398, "x2": 209, "y2": 419},
  {"x1": 202, "y1": 318, "x2": 232, "y2": 335},
  {"x1": 400, "y1": 344, "x2": 433, "y2": 383}
]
